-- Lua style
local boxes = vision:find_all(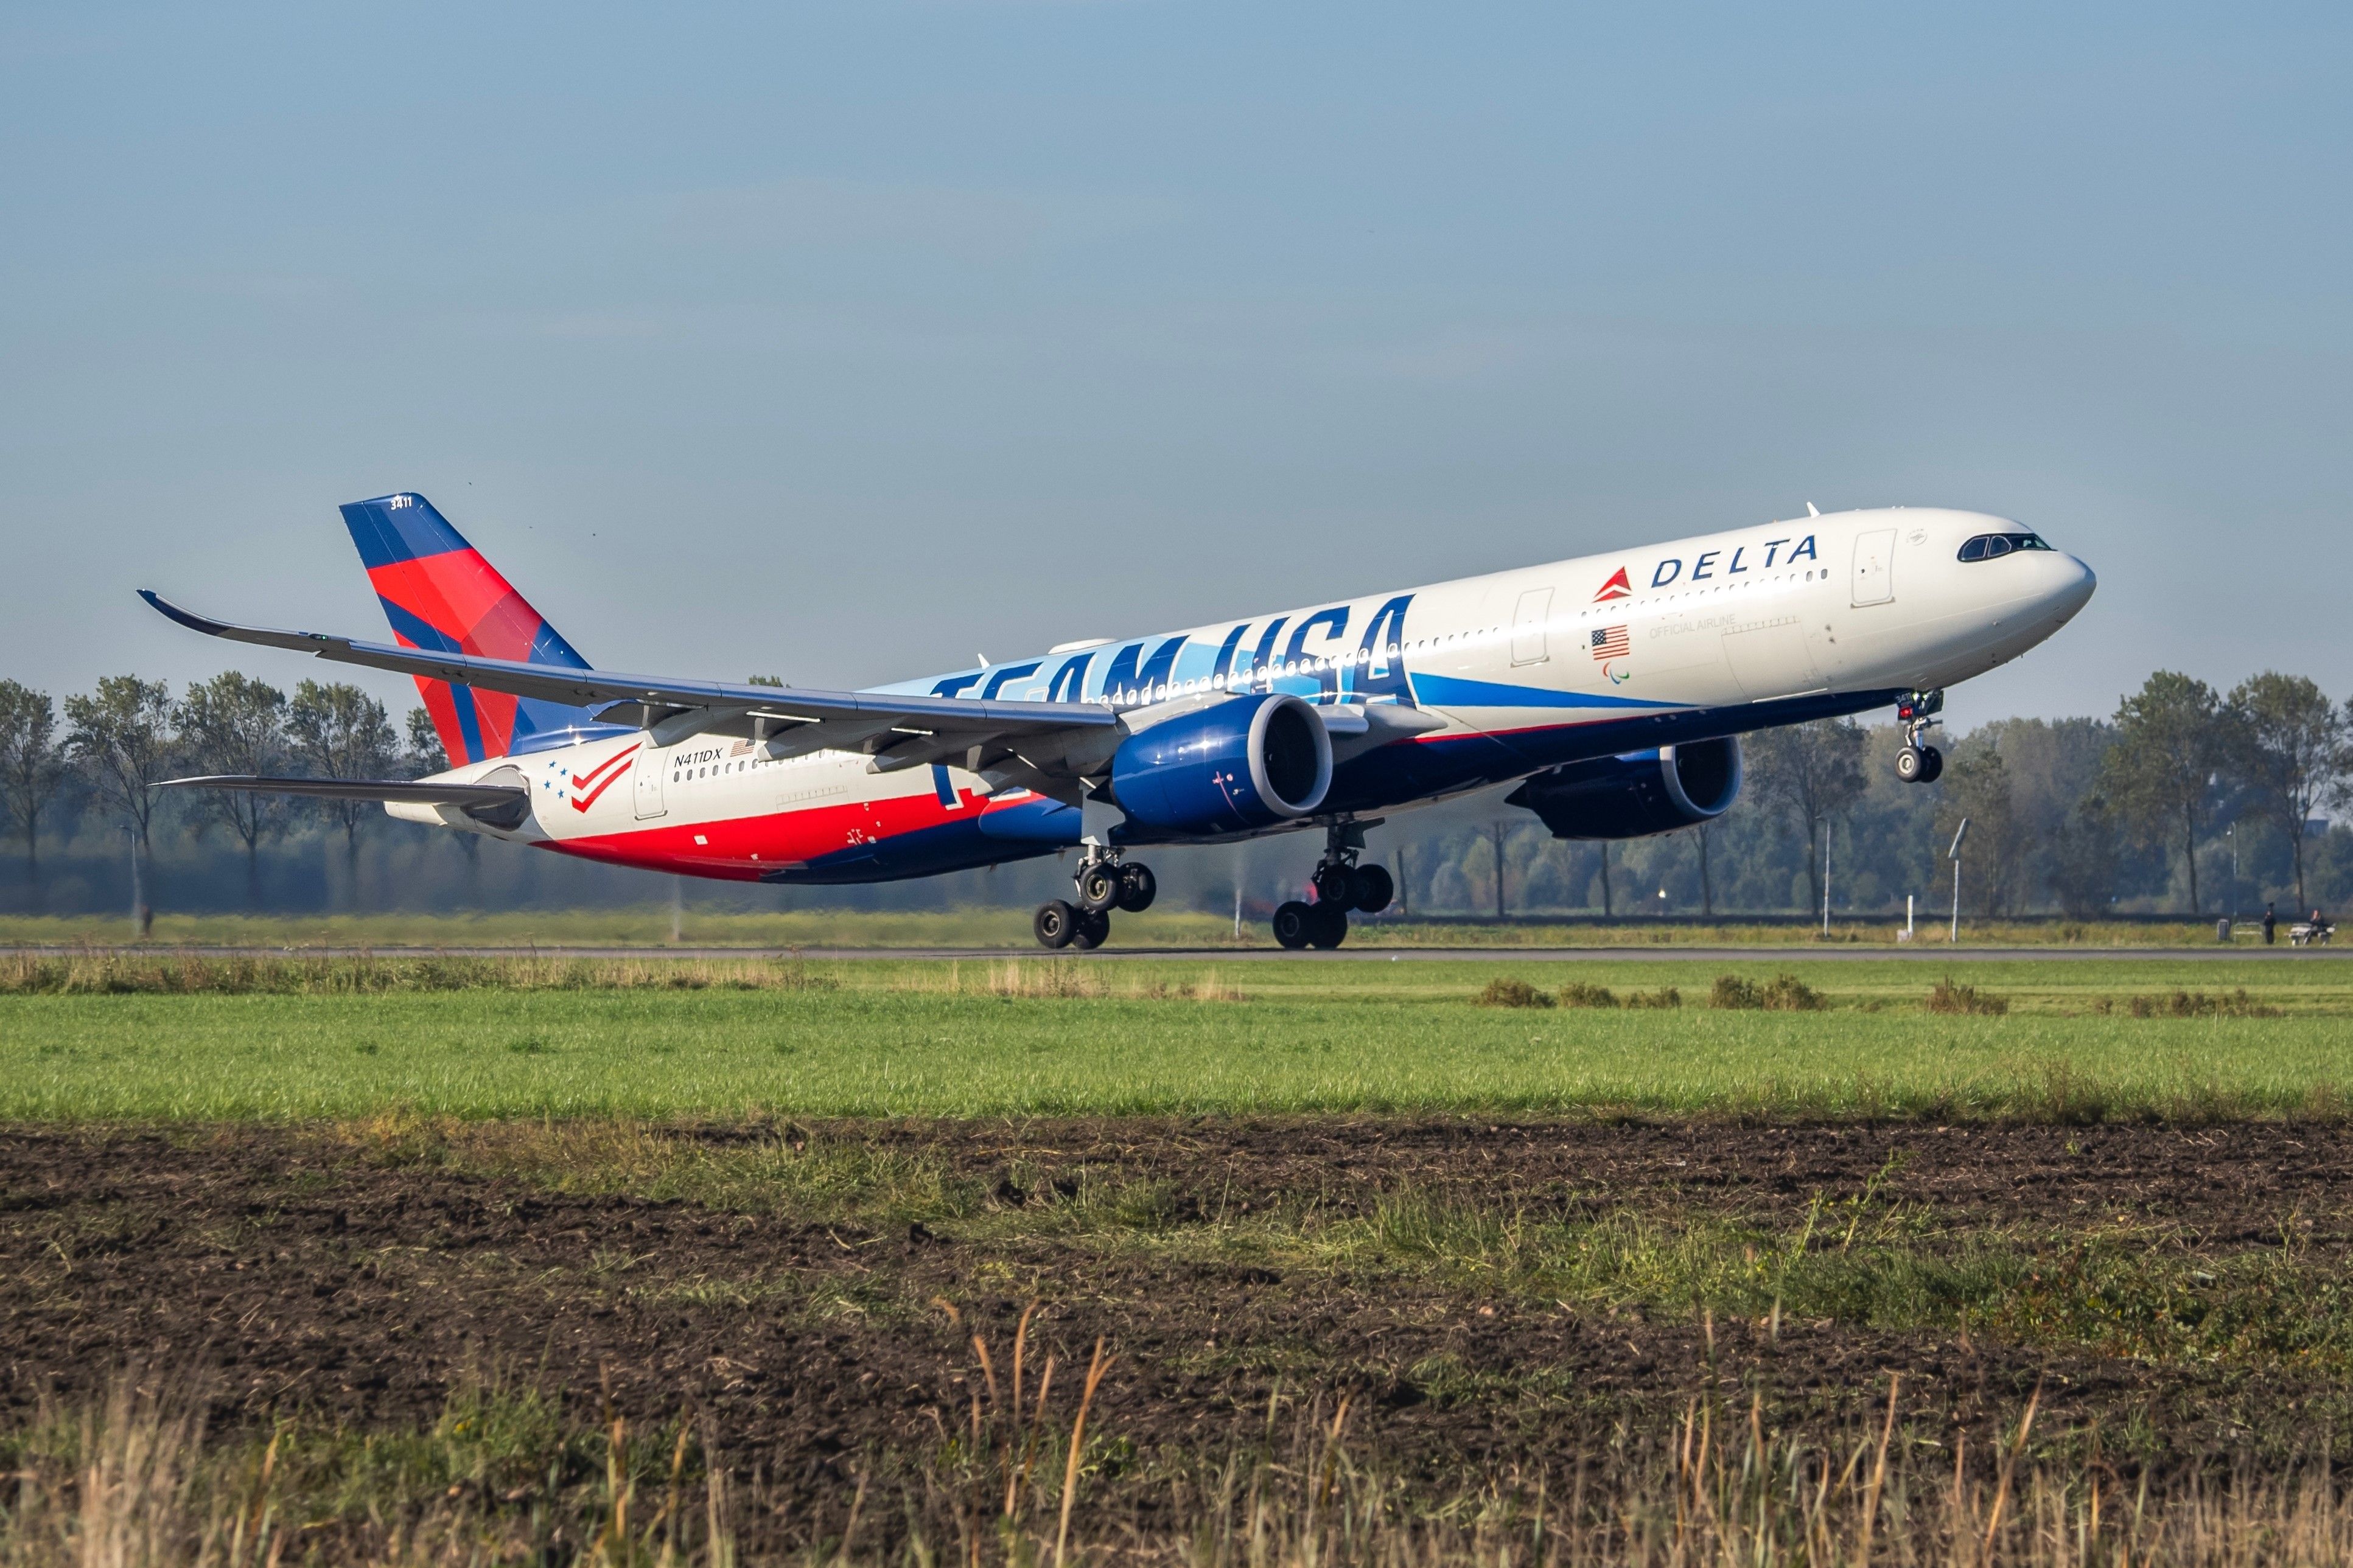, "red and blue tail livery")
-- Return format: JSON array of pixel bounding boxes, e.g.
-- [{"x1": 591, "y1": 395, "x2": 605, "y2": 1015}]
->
[
  {"x1": 340, "y1": 493, "x2": 601, "y2": 765},
  {"x1": 148, "y1": 493, "x2": 2094, "y2": 949}
]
